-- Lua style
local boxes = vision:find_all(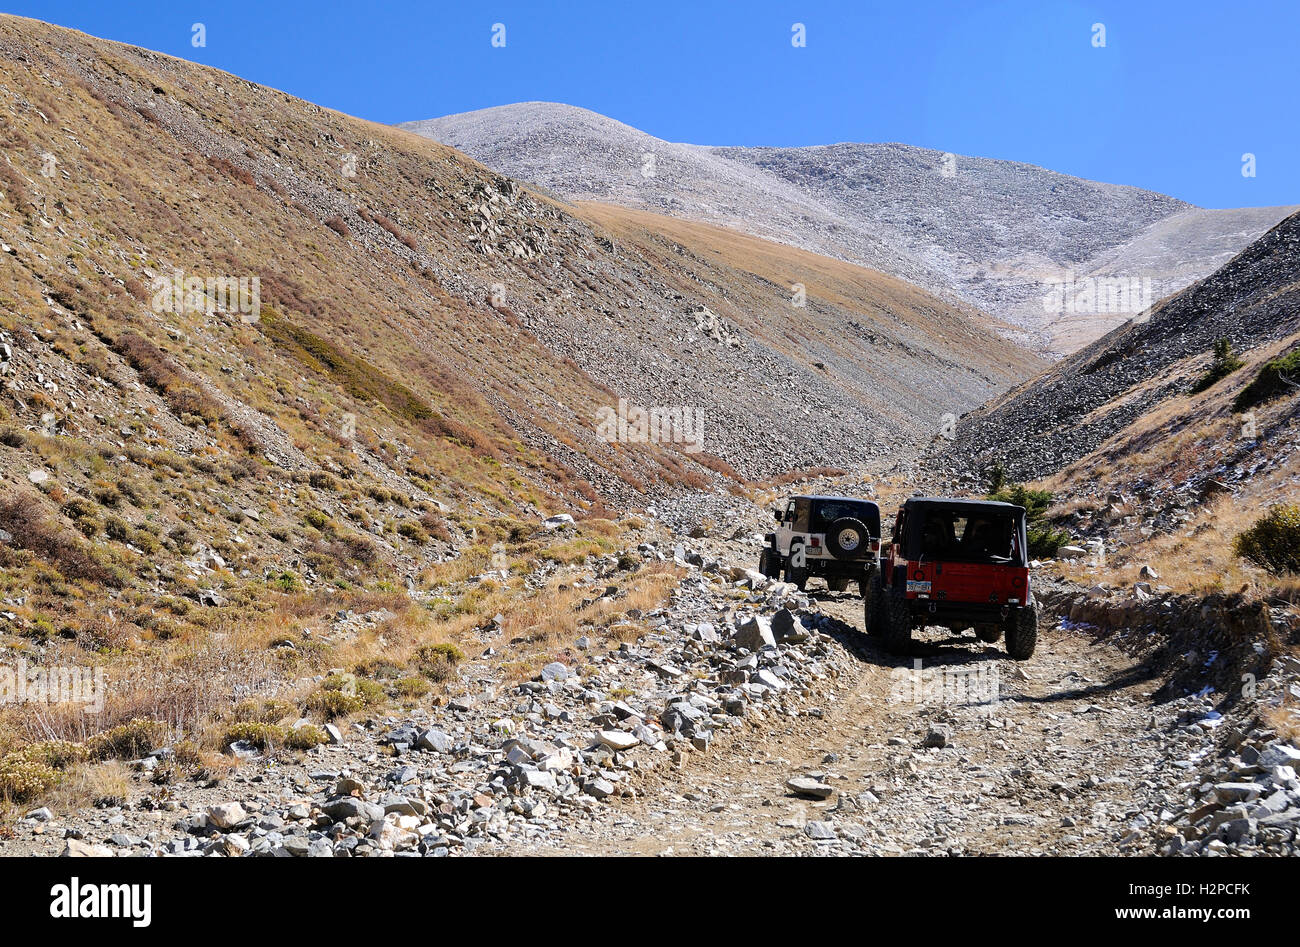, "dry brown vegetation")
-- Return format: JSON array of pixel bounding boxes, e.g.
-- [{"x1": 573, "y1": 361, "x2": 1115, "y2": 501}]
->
[
  {"x1": 1045, "y1": 329, "x2": 1300, "y2": 596},
  {"x1": 0, "y1": 13, "x2": 1038, "y2": 816}
]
